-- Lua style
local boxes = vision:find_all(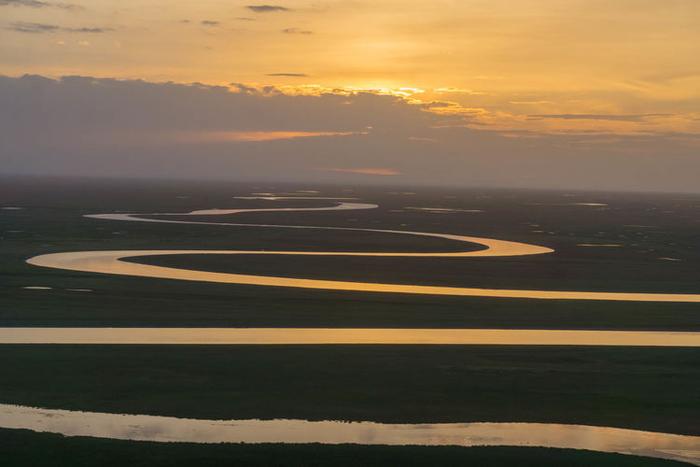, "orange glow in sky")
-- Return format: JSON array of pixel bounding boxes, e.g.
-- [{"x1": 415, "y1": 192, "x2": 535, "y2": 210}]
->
[{"x1": 1, "y1": 0, "x2": 698, "y2": 135}]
